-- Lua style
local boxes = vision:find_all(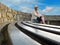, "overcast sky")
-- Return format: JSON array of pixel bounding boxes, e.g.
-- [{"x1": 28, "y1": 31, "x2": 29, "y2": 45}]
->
[{"x1": 0, "y1": 0, "x2": 60, "y2": 15}]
